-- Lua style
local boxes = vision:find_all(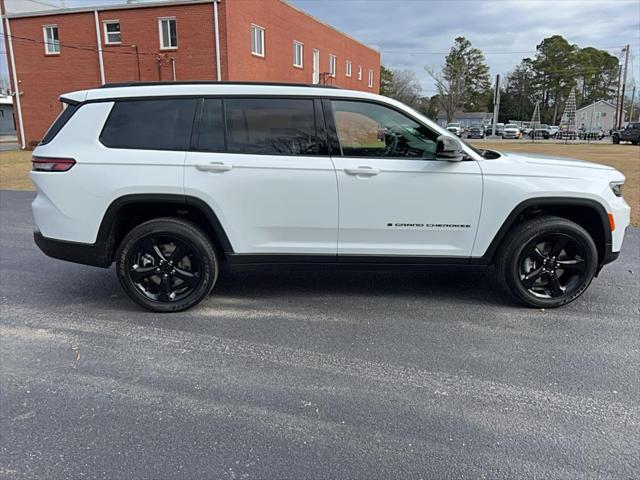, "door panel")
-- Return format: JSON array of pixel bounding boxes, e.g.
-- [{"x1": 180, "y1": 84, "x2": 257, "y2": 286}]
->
[
  {"x1": 328, "y1": 99, "x2": 482, "y2": 257},
  {"x1": 185, "y1": 152, "x2": 338, "y2": 254},
  {"x1": 185, "y1": 97, "x2": 338, "y2": 255},
  {"x1": 333, "y1": 157, "x2": 482, "y2": 256}
]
